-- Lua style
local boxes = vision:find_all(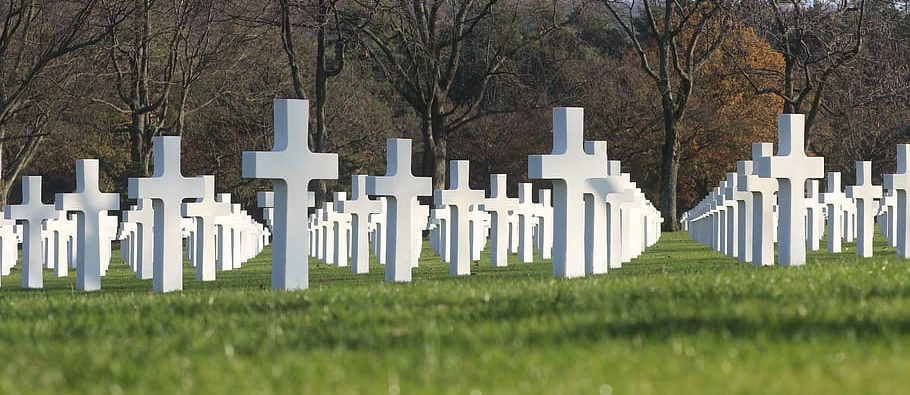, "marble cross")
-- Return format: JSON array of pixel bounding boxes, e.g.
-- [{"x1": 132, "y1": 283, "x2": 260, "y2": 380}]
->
[
  {"x1": 754, "y1": 114, "x2": 823, "y2": 266},
  {"x1": 55, "y1": 159, "x2": 120, "y2": 291},
  {"x1": 366, "y1": 138, "x2": 431, "y2": 282},
  {"x1": 339, "y1": 175, "x2": 382, "y2": 274},
  {"x1": 257, "y1": 191, "x2": 275, "y2": 230},
  {"x1": 734, "y1": 161, "x2": 754, "y2": 263},
  {"x1": 123, "y1": 200, "x2": 154, "y2": 279},
  {"x1": 846, "y1": 161, "x2": 882, "y2": 258},
  {"x1": 805, "y1": 180, "x2": 824, "y2": 251},
  {"x1": 821, "y1": 172, "x2": 847, "y2": 253},
  {"x1": 5, "y1": 176, "x2": 56, "y2": 289},
  {"x1": 515, "y1": 183, "x2": 536, "y2": 263},
  {"x1": 885, "y1": 145, "x2": 910, "y2": 258},
  {"x1": 481, "y1": 174, "x2": 518, "y2": 267},
  {"x1": 528, "y1": 108, "x2": 608, "y2": 278},
  {"x1": 582, "y1": 141, "x2": 624, "y2": 275},
  {"x1": 742, "y1": 143, "x2": 779, "y2": 267},
  {"x1": 722, "y1": 173, "x2": 739, "y2": 258},
  {"x1": 434, "y1": 160, "x2": 485, "y2": 275},
  {"x1": 242, "y1": 99, "x2": 338, "y2": 290},
  {"x1": 6, "y1": 178, "x2": 54, "y2": 287},
  {"x1": 129, "y1": 137, "x2": 205, "y2": 292},
  {"x1": 182, "y1": 176, "x2": 231, "y2": 281}
]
